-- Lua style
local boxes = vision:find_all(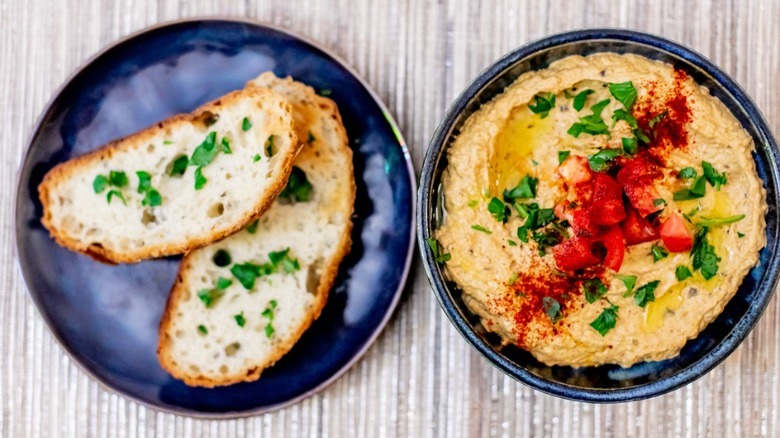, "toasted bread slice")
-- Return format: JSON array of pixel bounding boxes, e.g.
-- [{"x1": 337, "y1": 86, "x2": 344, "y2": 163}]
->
[
  {"x1": 157, "y1": 73, "x2": 355, "y2": 387},
  {"x1": 38, "y1": 86, "x2": 300, "y2": 264}
]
